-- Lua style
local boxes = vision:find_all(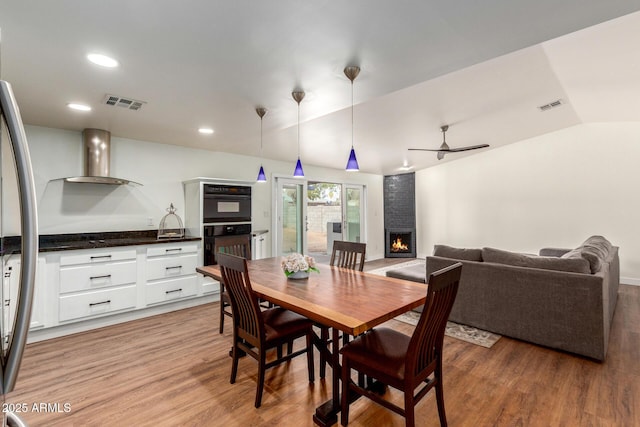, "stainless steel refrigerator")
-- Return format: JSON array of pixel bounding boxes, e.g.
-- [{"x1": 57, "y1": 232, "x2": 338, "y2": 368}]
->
[{"x1": 0, "y1": 80, "x2": 39, "y2": 427}]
